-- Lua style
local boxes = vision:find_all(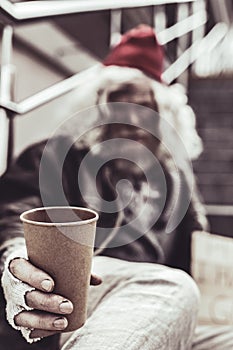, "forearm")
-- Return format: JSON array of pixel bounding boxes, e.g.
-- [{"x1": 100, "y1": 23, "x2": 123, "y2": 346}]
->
[
  {"x1": 0, "y1": 195, "x2": 43, "y2": 270},
  {"x1": 0, "y1": 144, "x2": 44, "y2": 260},
  {"x1": 0, "y1": 196, "x2": 41, "y2": 243}
]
